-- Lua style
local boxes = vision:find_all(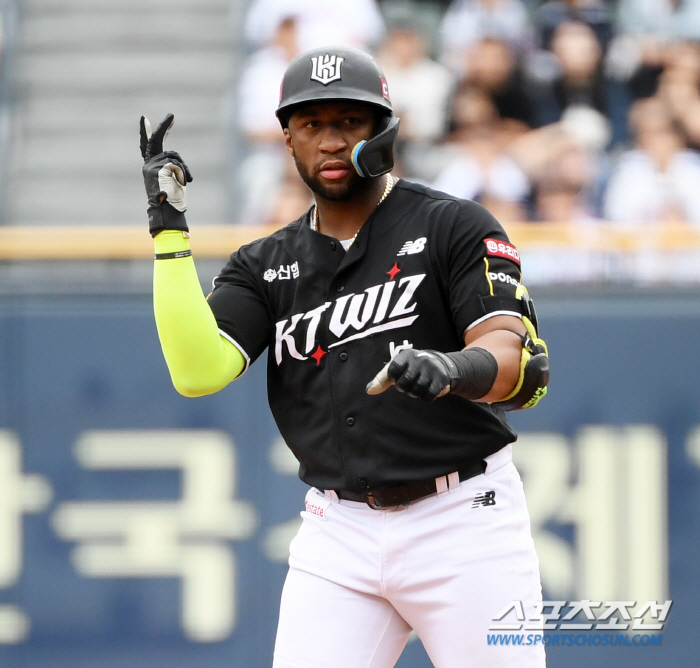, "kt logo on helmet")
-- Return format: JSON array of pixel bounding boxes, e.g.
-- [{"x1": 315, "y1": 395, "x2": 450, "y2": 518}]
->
[{"x1": 310, "y1": 54, "x2": 344, "y2": 85}]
